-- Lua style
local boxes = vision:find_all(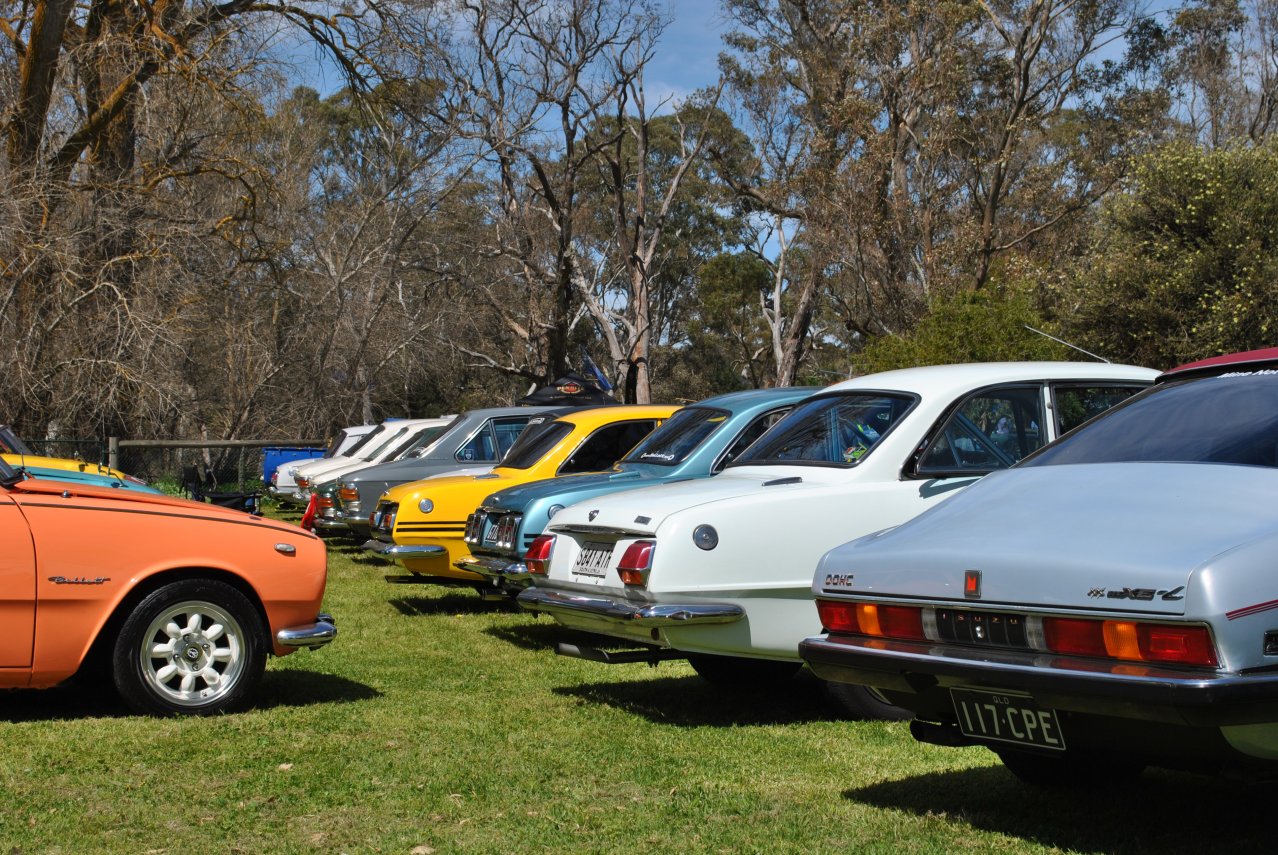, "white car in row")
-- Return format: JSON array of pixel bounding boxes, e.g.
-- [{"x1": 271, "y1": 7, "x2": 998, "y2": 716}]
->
[
  {"x1": 518, "y1": 362, "x2": 1157, "y2": 716},
  {"x1": 277, "y1": 419, "x2": 448, "y2": 506}
]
